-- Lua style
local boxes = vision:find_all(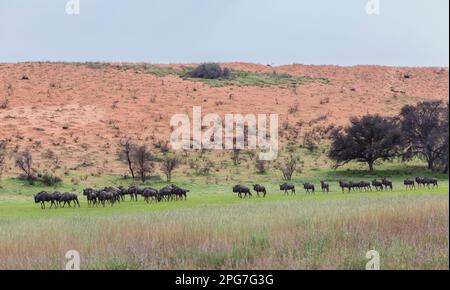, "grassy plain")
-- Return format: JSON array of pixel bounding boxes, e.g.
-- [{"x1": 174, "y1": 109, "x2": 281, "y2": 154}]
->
[{"x1": 0, "y1": 164, "x2": 448, "y2": 270}]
